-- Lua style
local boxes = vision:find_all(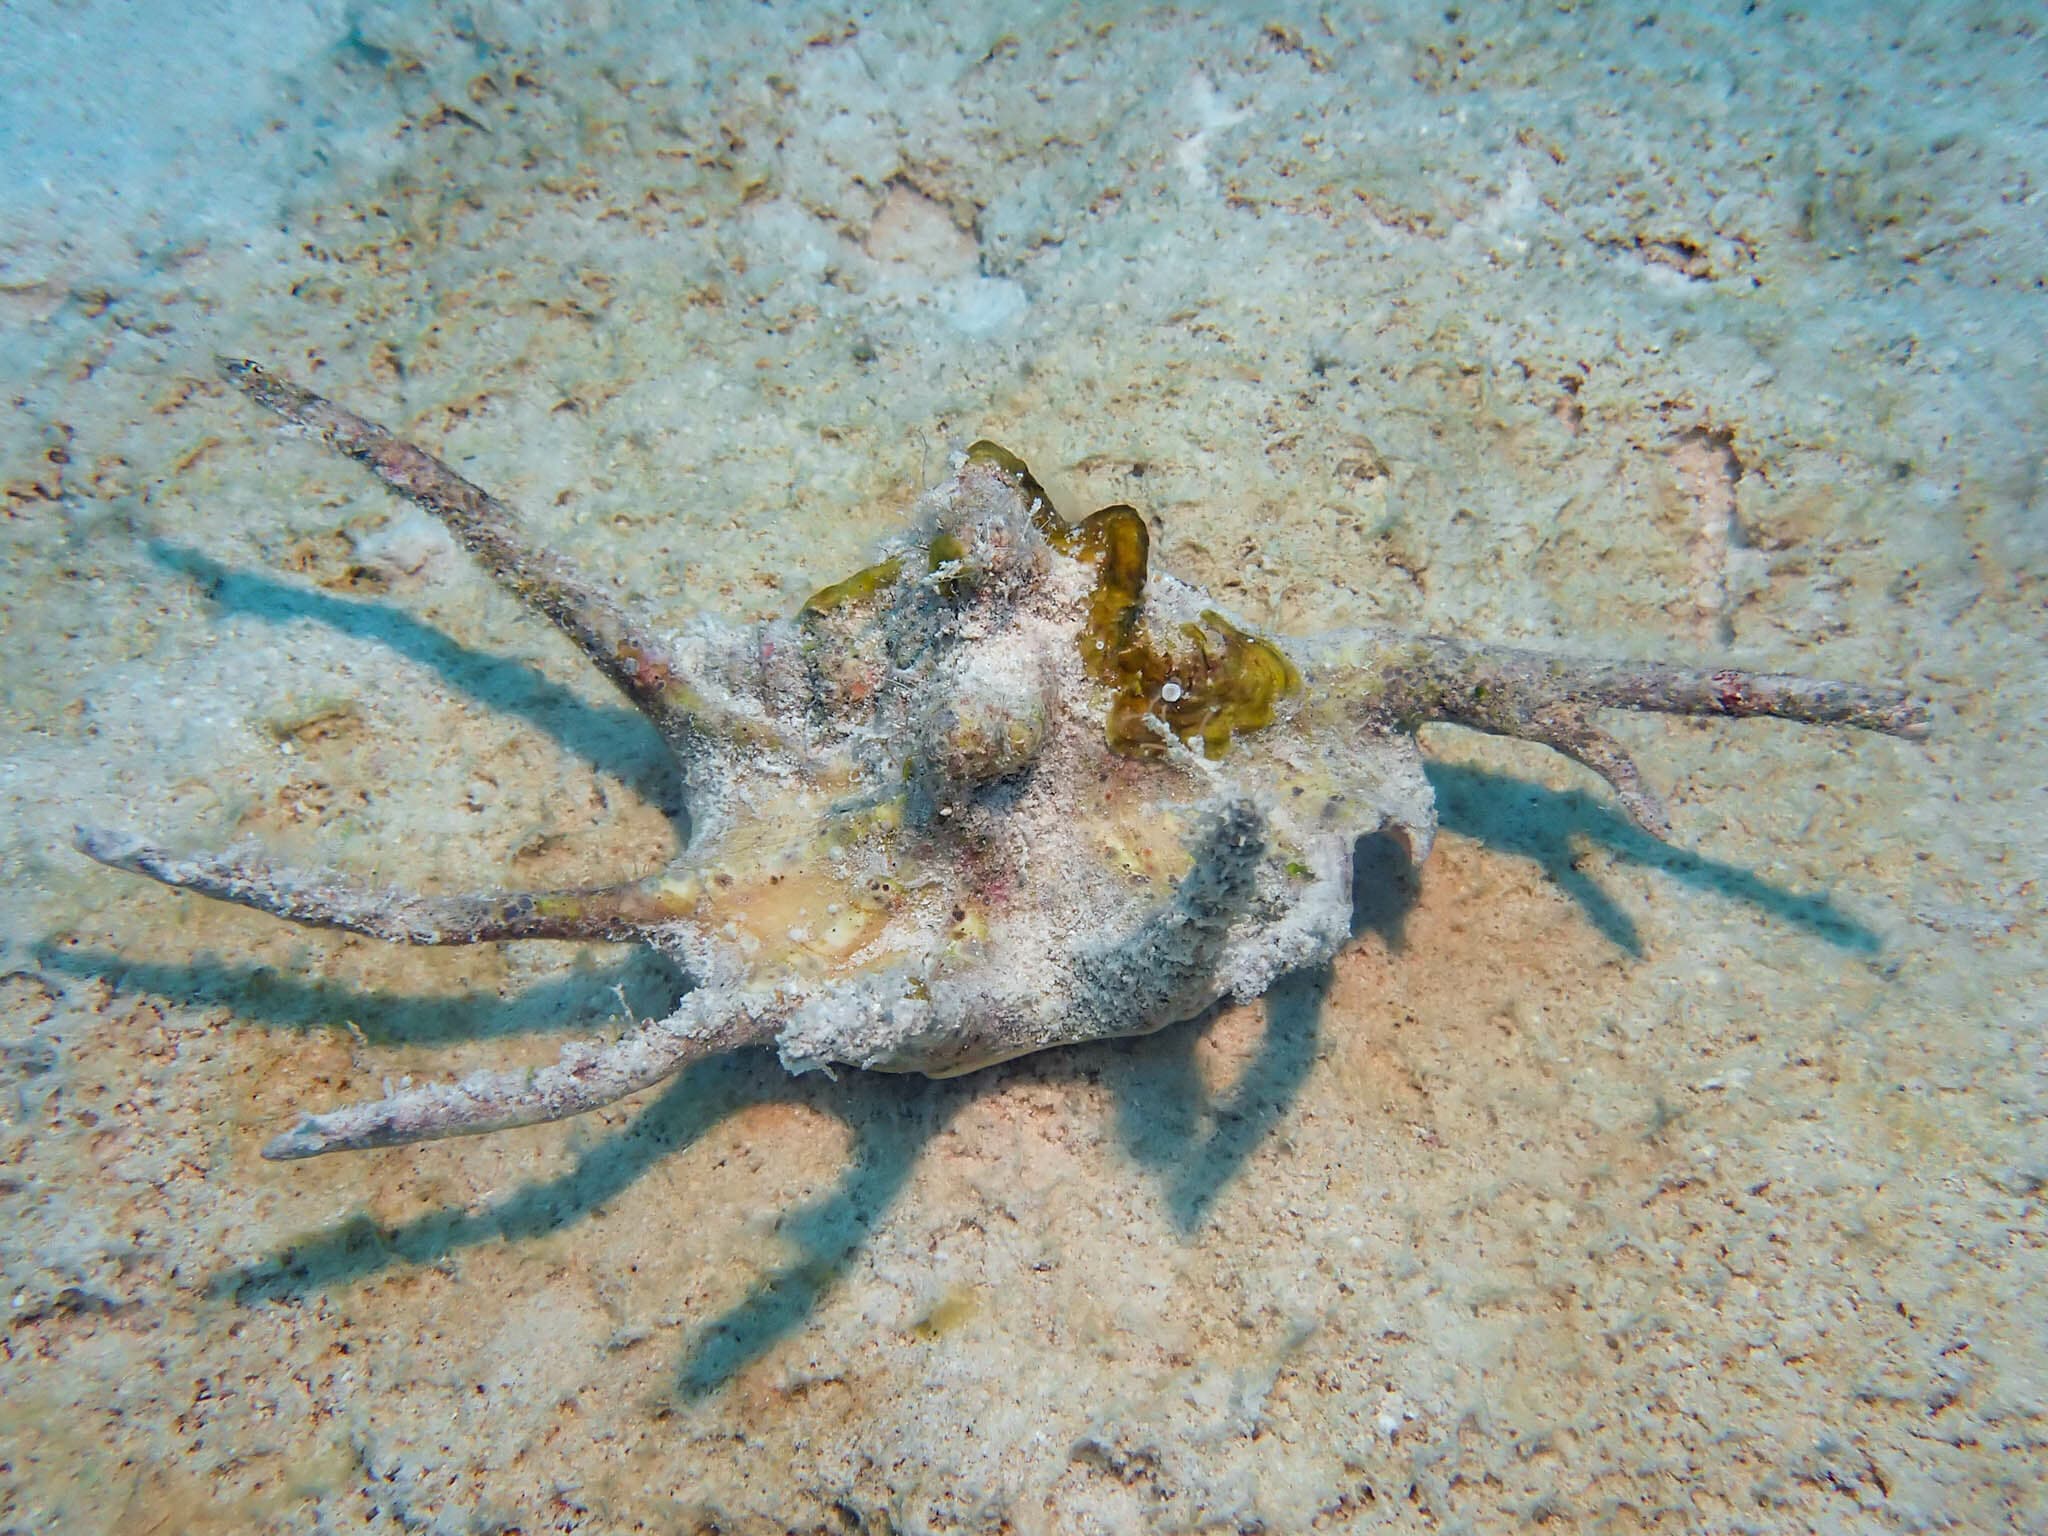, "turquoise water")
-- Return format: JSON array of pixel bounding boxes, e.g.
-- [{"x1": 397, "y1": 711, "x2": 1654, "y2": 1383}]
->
[{"x1": 2, "y1": 4, "x2": 2041, "y2": 1530}]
